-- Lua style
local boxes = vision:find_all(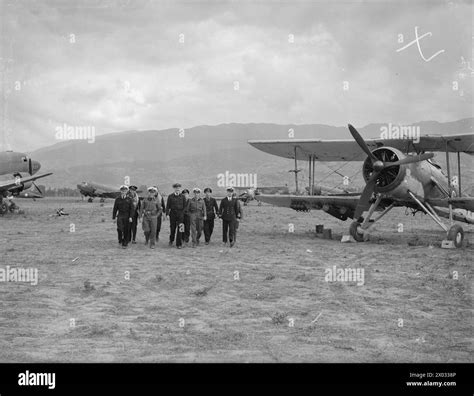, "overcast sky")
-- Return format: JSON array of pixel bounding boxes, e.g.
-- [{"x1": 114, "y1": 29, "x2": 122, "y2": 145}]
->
[{"x1": 1, "y1": 0, "x2": 472, "y2": 151}]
